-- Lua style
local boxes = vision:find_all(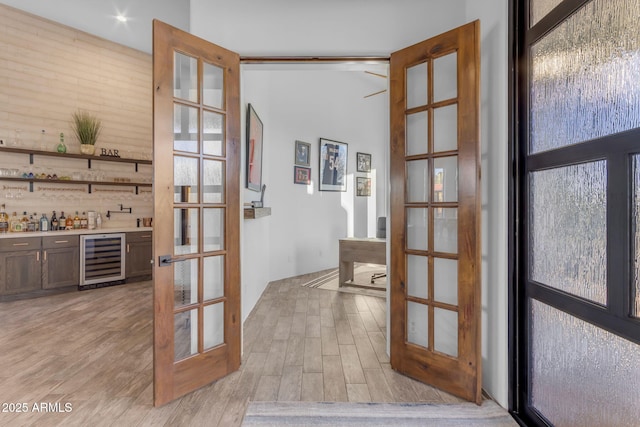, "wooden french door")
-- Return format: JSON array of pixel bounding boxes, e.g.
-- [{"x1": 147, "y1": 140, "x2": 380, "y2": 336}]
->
[
  {"x1": 389, "y1": 20, "x2": 481, "y2": 403},
  {"x1": 152, "y1": 20, "x2": 241, "y2": 406}
]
